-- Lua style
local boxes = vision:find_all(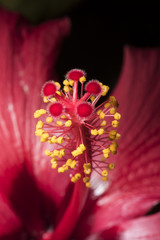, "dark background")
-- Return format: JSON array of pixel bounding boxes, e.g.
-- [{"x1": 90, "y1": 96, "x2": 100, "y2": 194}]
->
[{"x1": 57, "y1": 1, "x2": 160, "y2": 91}]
